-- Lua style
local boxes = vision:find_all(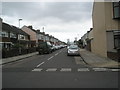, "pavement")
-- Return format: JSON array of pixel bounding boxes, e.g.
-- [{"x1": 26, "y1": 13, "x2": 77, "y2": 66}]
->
[
  {"x1": 0, "y1": 52, "x2": 38, "y2": 65},
  {"x1": 80, "y1": 49, "x2": 120, "y2": 68}
]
